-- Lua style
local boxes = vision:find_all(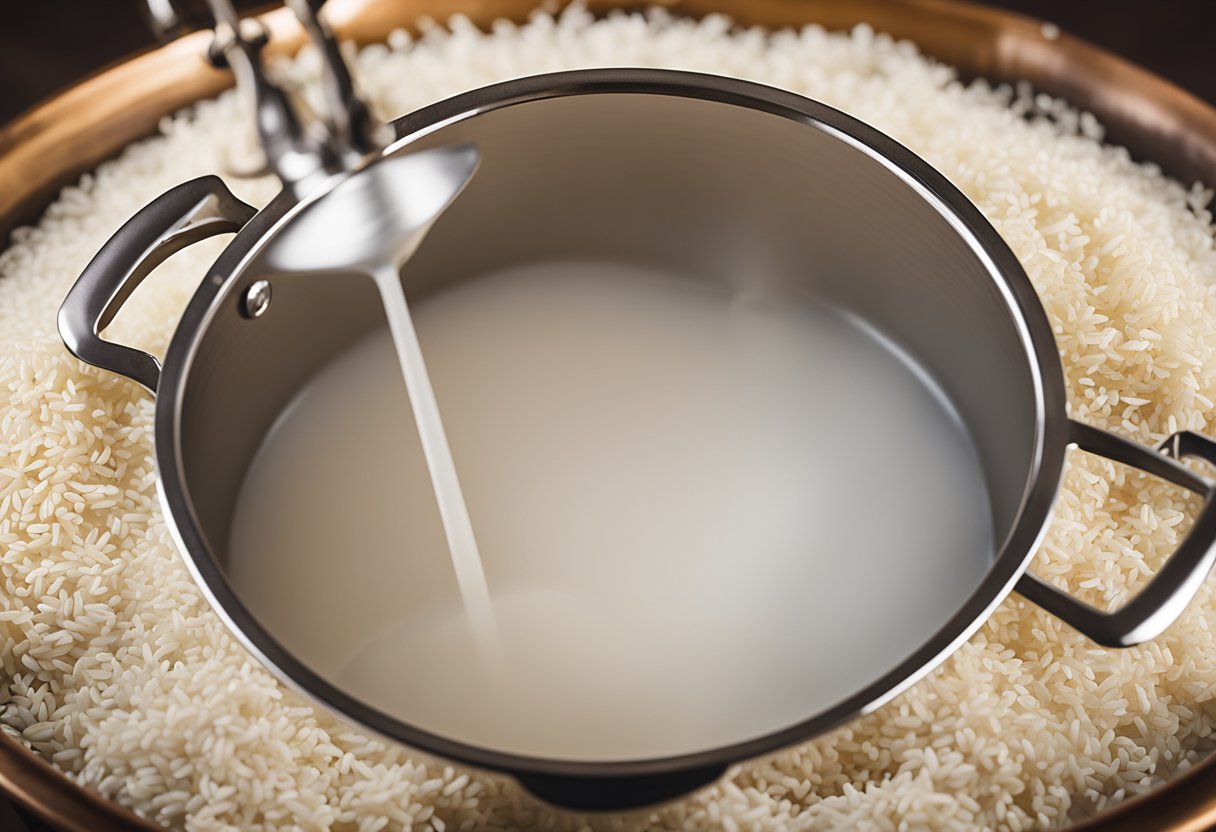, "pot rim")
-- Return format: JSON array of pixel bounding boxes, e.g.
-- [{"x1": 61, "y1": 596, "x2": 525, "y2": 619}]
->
[{"x1": 153, "y1": 67, "x2": 1072, "y2": 781}]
